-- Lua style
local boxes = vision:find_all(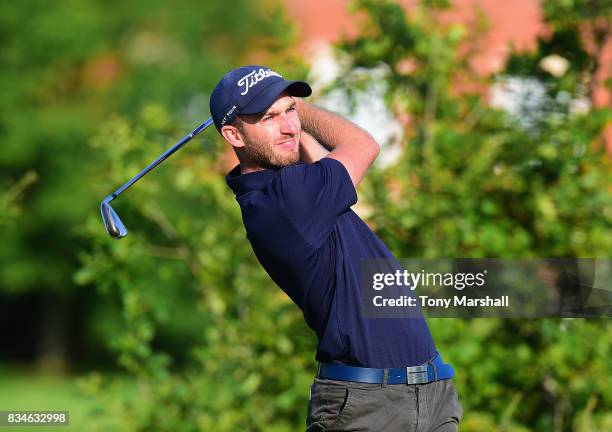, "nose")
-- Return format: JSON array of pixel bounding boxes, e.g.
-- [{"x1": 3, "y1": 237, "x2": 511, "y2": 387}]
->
[{"x1": 280, "y1": 113, "x2": 299, "y2": 135}]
